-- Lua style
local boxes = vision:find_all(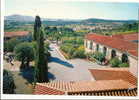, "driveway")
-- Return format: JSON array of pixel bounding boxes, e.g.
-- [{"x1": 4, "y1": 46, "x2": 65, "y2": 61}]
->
[{"x1": 48, "y1": 43, "x2": 105, "y2": 81}]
